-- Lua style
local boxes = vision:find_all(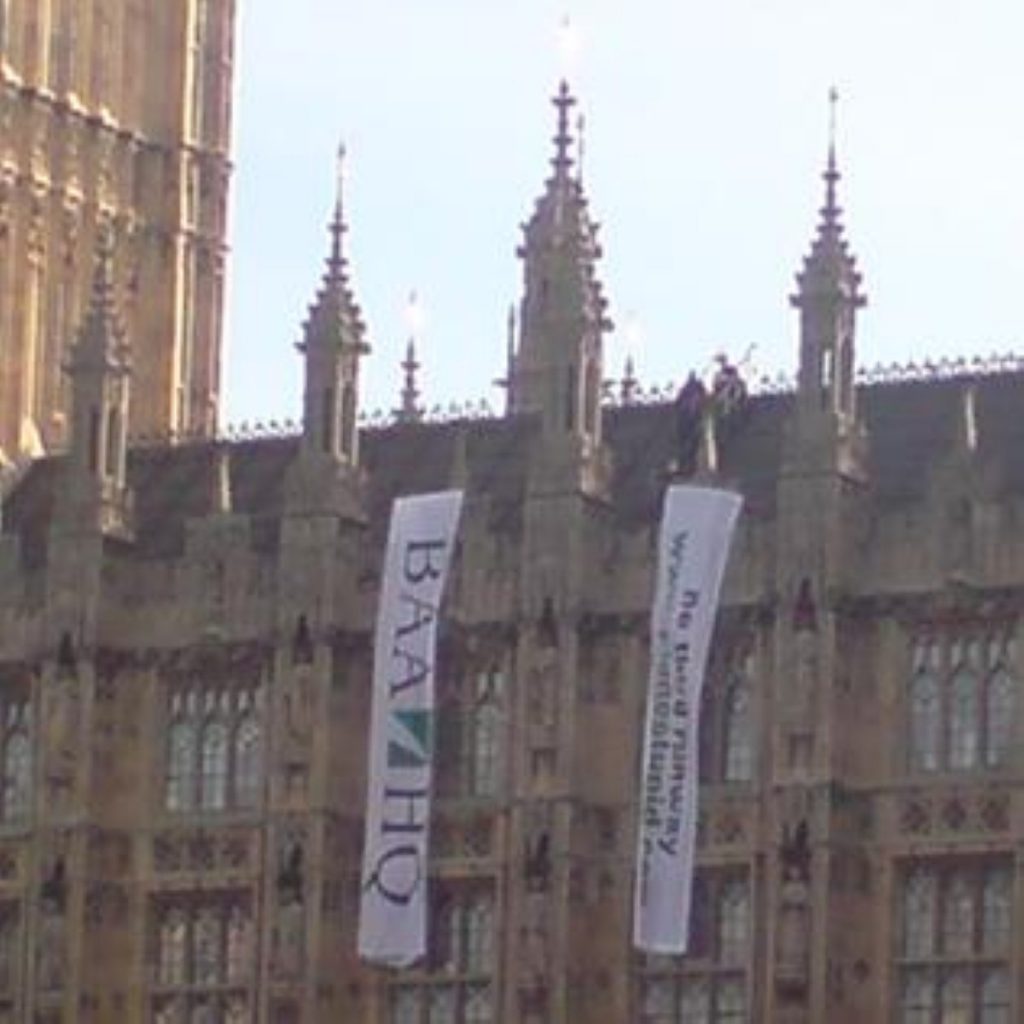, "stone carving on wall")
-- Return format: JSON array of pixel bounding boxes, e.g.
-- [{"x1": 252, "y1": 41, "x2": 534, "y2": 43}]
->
[
  {"x1": 43, "y1": 653, "x2": 81, "y2": 810},
  {"x1": 152, "y1": 829, "x2": 251, "y2": 874},
  {"x1": 518, "y1": 803, "x2": 554, "y2": 1021},
  {"x1": 273, "y1": 835, "x2": 306, "y2": 980},
  {"x1": 775, "y1": 819, "x2": 811, "y2": 1001},
  {"x1": 37, "y1": 856, "x2": 68, "y2": 993},
  {"x1": 897, "y1": 789, "x2": 1010, "y2": 837},
  {"x1": 787, "y1": 579, "x2": 819, "y2": 770}
]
